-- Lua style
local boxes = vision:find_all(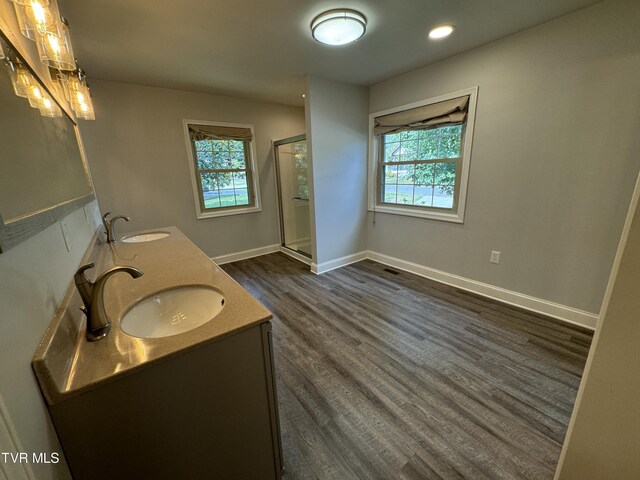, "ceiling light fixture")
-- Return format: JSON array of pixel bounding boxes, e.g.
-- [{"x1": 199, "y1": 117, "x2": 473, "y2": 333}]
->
[
  {"x1": 311, "y1": 9, "x2": 366, "y2": 46},
  {"x1": 428, "y1": 24, "x2": 455, "y2": 40}
]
